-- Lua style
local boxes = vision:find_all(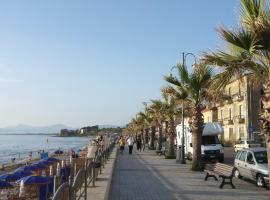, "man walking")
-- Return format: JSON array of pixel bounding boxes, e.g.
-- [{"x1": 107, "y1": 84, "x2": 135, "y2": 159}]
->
[{"x1": 127, "y1": 135, "x2": 134, "y2": 154}]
